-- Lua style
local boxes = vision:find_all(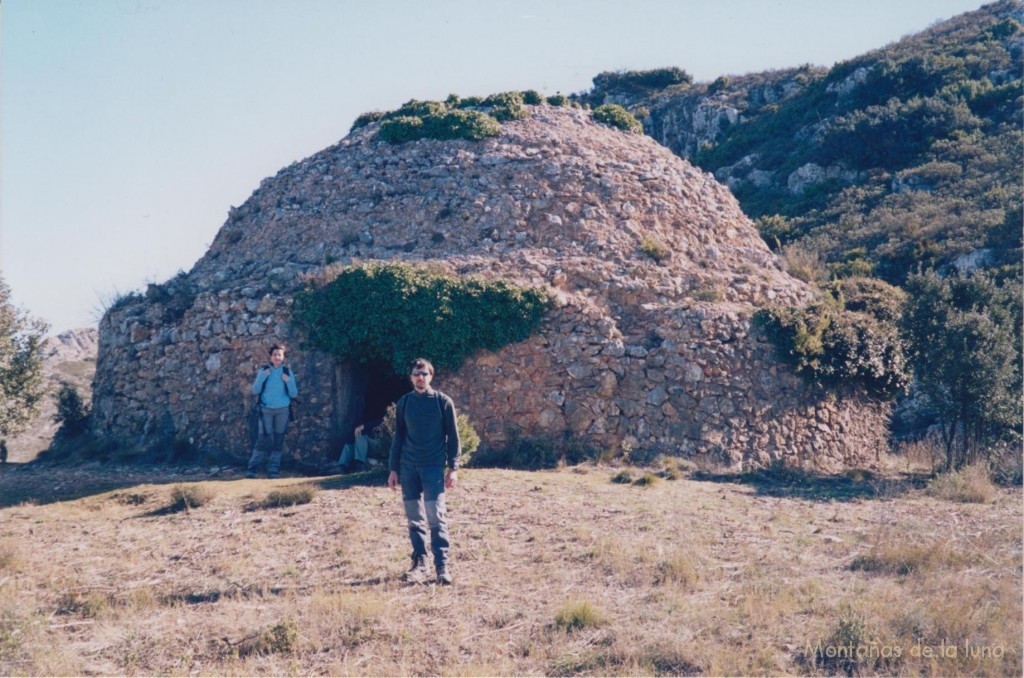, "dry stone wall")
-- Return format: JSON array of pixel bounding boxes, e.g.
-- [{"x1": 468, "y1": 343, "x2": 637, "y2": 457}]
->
[{"x1": 92, "y1": 105, "x2": 891, "y2": 471}]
